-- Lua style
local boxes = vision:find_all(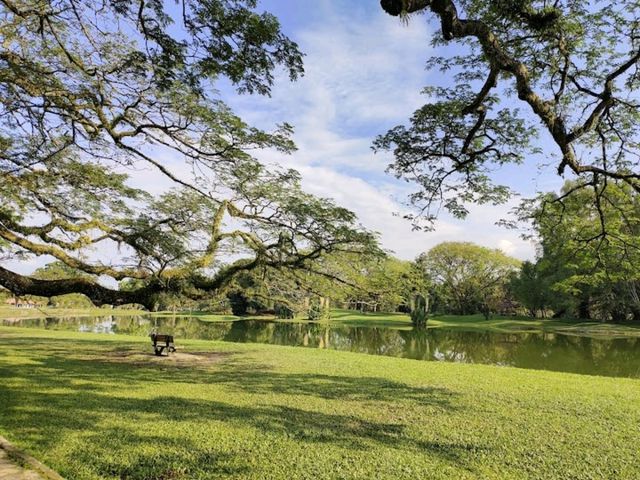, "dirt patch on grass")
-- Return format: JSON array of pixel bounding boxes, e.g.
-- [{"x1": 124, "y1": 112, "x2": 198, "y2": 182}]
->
[{"x1": 101, "y1": 348, "x2": 232, "y2": 367}]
